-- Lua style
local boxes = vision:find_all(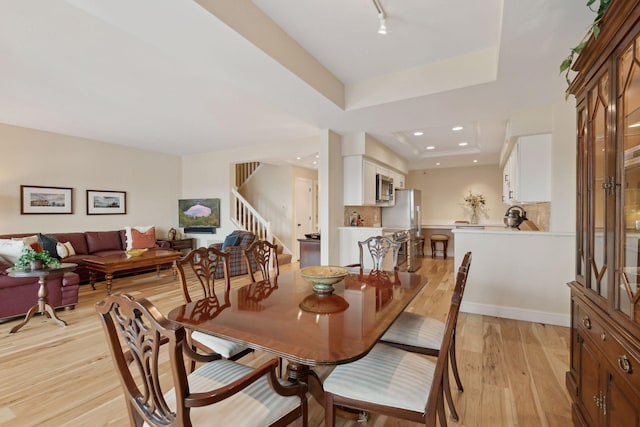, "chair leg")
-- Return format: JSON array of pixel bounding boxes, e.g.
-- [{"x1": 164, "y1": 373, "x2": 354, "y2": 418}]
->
[
  {"x1": 450, "y1": 330, "x2": 464, "y2": 392},
  {"x1": 443, "y1": 357, "x2": 459, "y2": 421},
  {"x1": 437, "y1": 386, "x2": 448, "y2": 427},
  {"x1": 443, "y1": 240, "x2": 448, "y2": 259},
  {"x1": 431, "y1": 241, "x2": 436, "y2": 259},
  {"x1": 324, "y1": 393, "x2": 336, "y2": 427}
]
